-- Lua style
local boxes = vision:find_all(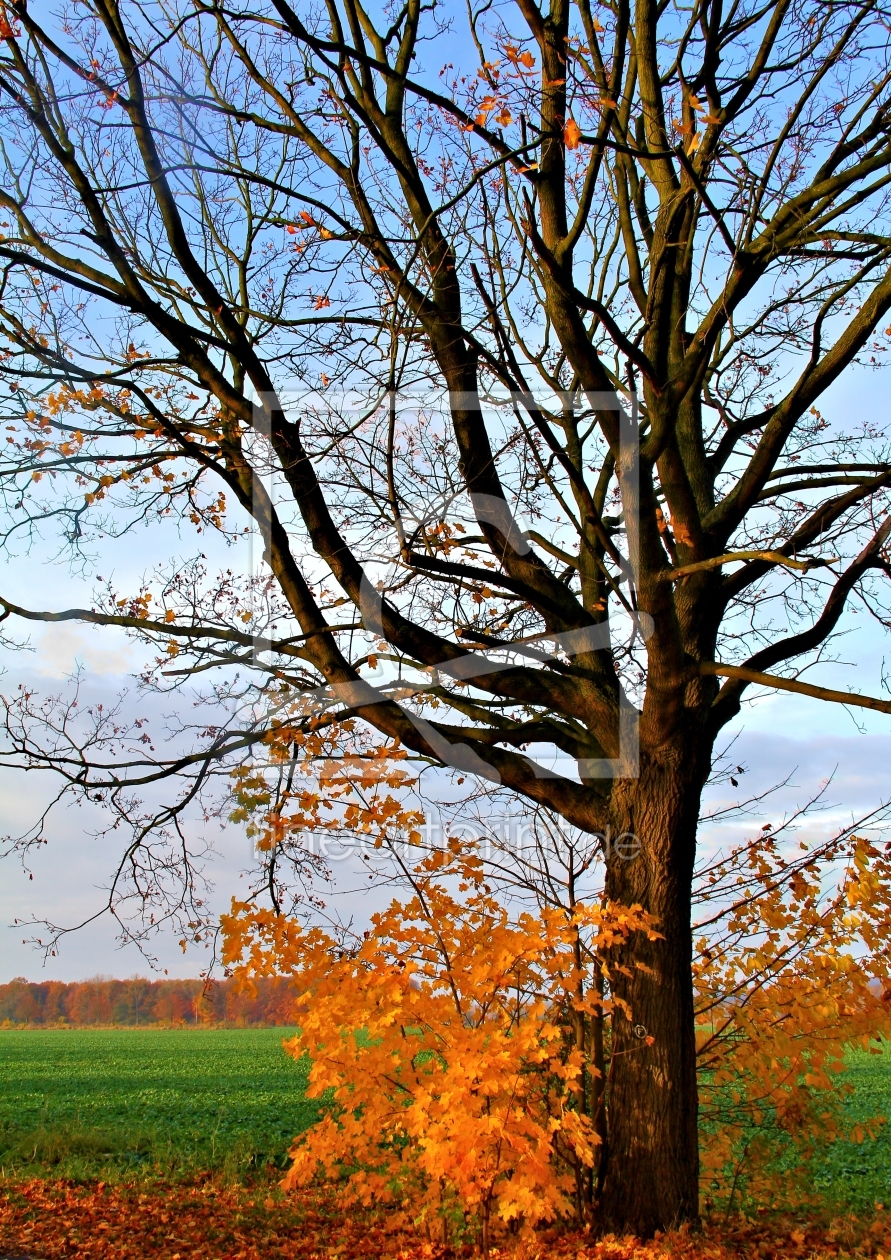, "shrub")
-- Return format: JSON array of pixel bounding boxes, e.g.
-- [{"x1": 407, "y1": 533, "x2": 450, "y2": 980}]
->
[{"x1": 223, "y1": 843, "x2": 656, "y2": 1246}]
